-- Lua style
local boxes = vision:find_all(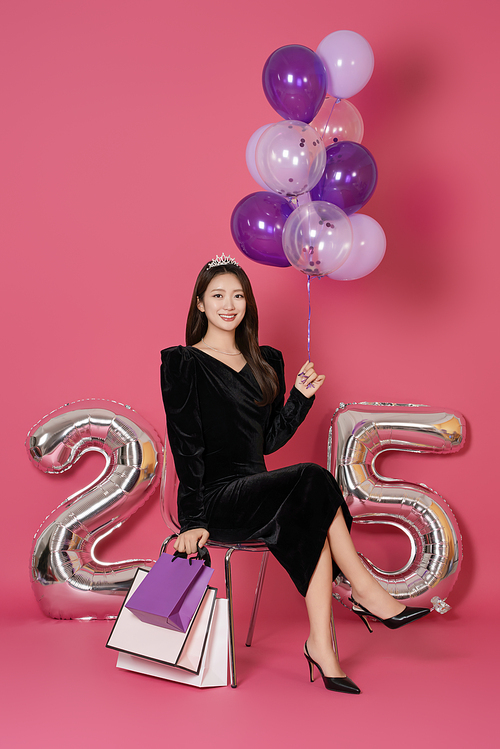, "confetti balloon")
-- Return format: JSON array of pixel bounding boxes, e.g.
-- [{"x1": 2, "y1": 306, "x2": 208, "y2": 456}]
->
[
  {"x1": 282, "y1": 200, "x2": 352, "y2": 275},
  {"x1": 255, "y1": 120, "x2": 326, "y2": 197}
]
